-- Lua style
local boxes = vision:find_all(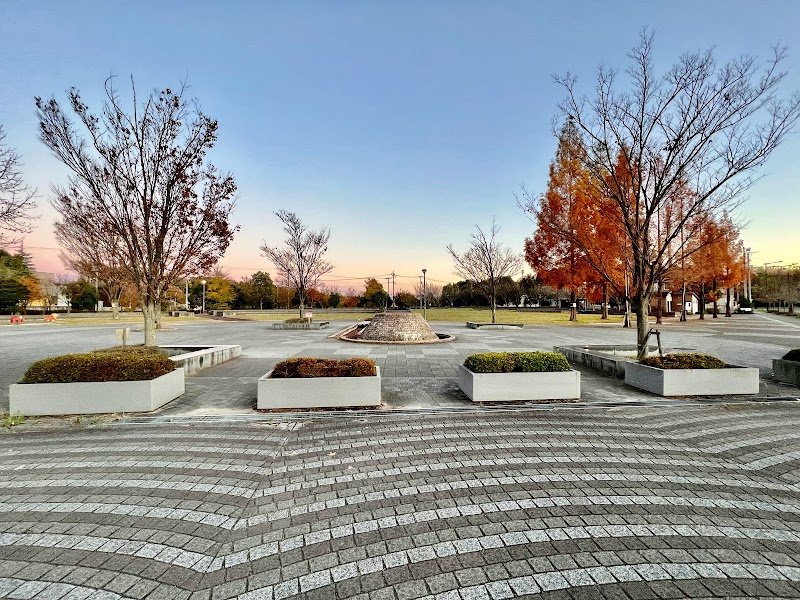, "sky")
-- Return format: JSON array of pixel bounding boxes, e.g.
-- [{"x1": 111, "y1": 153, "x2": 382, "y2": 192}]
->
[{"x1": 2, "y1": 0, "x2": 799, "y2": 293}]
